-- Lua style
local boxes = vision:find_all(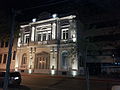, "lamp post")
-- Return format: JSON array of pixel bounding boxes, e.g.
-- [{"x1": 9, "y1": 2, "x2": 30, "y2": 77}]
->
[{"x1": 3, "y1": 8, "x2": 15, "y2": 90}]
